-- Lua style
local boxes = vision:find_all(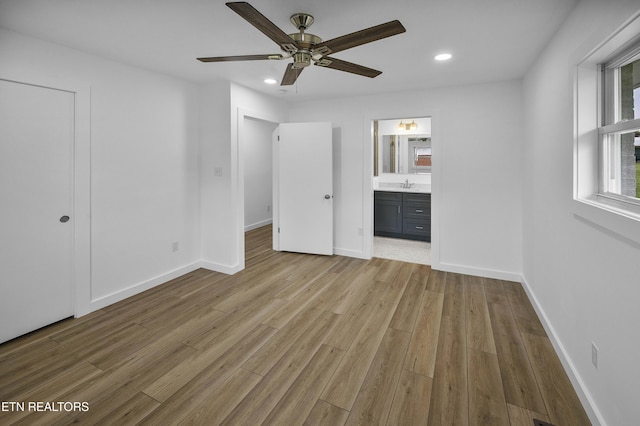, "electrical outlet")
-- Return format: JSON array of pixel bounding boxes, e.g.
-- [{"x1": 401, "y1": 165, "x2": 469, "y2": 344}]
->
[
  {"x1": 214, "y1": 167, "x2": 223, "y2": 177},
  {"x1": 592, "y1": 342, "x2": 599, "y2": 369},
  {"x1": 172, "y1": 241, "x2": 179, "y2": 252},
  {"x1": 267, "y1": 204, "x2": 271, "y2": 212}
]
